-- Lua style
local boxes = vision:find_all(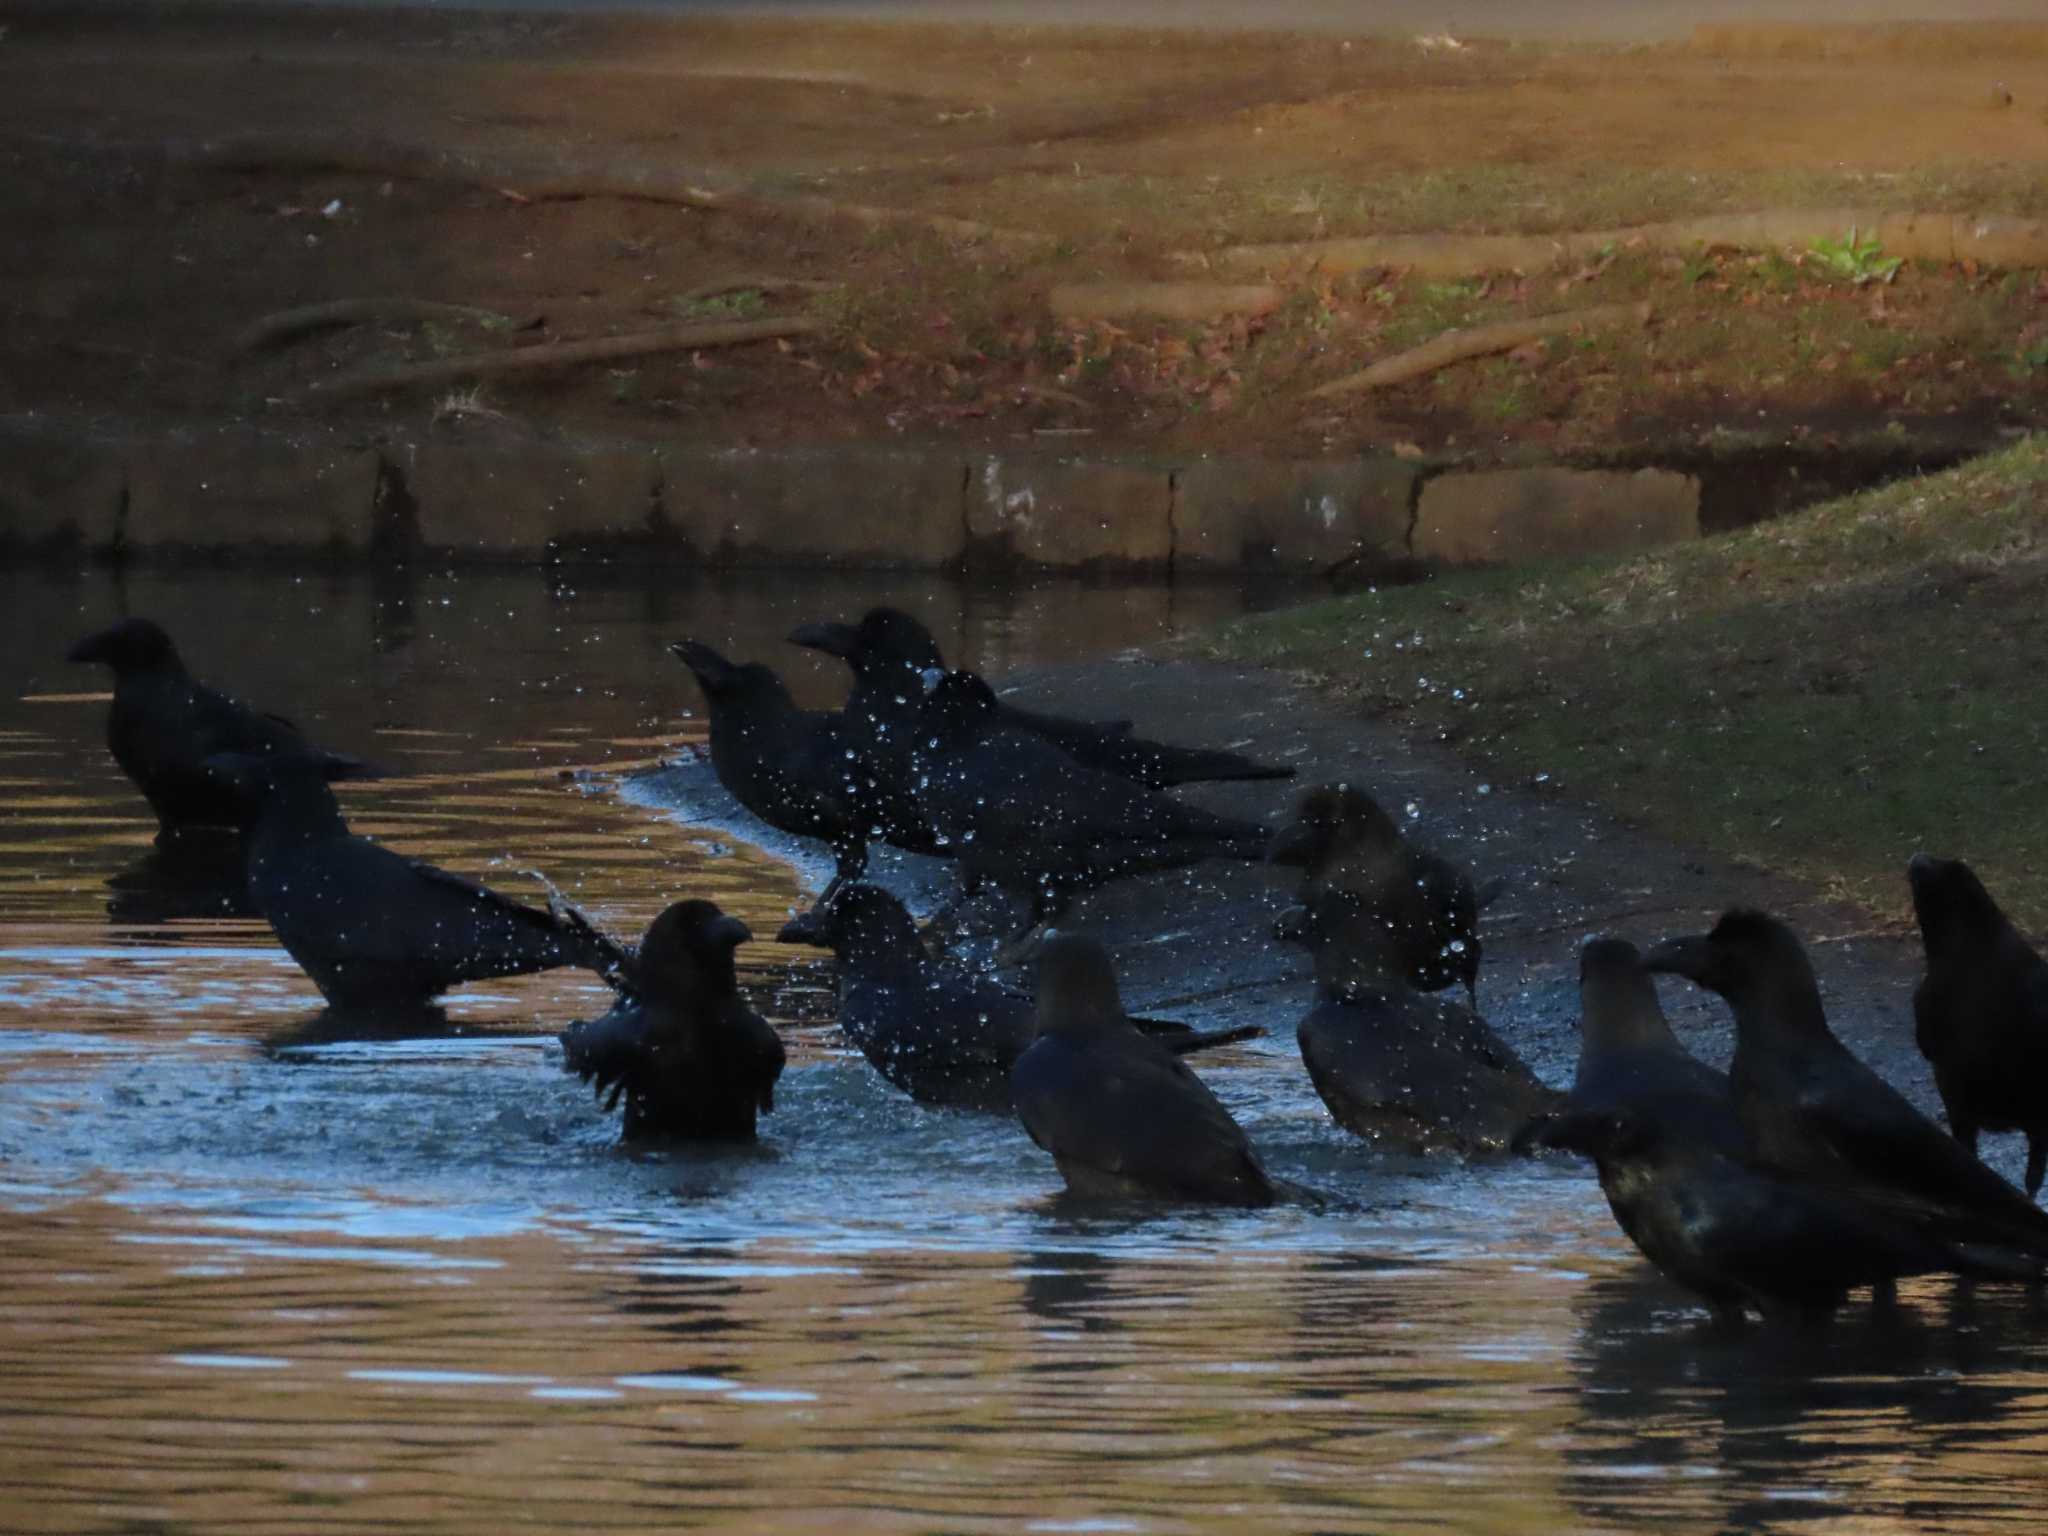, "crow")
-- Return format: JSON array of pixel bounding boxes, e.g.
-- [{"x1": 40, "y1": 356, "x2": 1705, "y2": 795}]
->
[
  {"x1": 68, "y1": 617, "x2": 373, "y2": 840},
  {"x1": 916, "y1": 670, "x2": 1271, "y2": 938},
  {"x1": 789, "y1": 605, "x2": 1293, "y2": 790},
  {"x1": 211, "y1": 752, "x2": 627, "y2": 1010},
  {"x1": 1645, "y1": 908, "x2": 2048, "y2": 1253},
  {"x1": 1527, "y1": 1108, "x2": 2039, "y2": 1327},
  {"x1": 1292, "y1": 890, "x2": 1557, "y2": 1153},
  {"x1": 1527, "y1": 937, "x2": 1745, "y2": 1161},
  {"x1": 1268, "y1": 783, "x2": 1482, "y2": 1007},
  {"x1": 775, "y1": 883, "x2": 1261, "y2": 1112},
  {"x1": 1908, "y1": 853, "x2": 2048, "y2": 1195},
  {"x1": 670, "y1": 639, "x2": 922, "y2": 900},
  {"x1": 1010, "y1": 935, "x2": 1274, "y2": 1205},
  {"x1": 561, "y1": 900, "x2": 785, "y2": 1142}
]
